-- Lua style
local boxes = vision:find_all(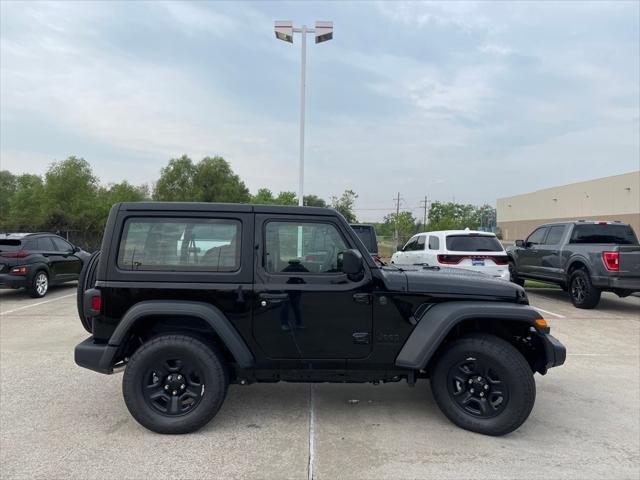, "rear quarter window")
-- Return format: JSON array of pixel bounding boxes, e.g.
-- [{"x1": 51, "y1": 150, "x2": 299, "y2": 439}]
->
[
  {"x1": 117, "y1": 218, "x2": 241, "y2": 272},
  {"x1": 446, "y1": 235, "x2": 503, "y2": 252},
  {"x1": 570, "y1": 224, "x2": 638, "y2": 245}
]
